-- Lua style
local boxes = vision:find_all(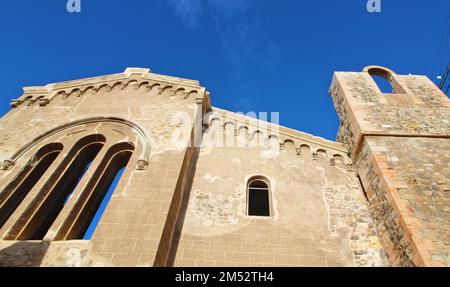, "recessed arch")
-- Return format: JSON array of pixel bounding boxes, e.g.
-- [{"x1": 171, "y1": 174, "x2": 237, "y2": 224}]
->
[
  {"x1": 0, "y1": 143, "x2": 63, "y2": 230},
  {"x1": 0, "y1": 117, "x2": 151, "y2": 171},
  {"x1": 55, "y1": 141, "x2": 135, "y2": 240},
  {"x1": 5, "y1": 134, "x2": 107, "y2": 240},
  {"x1": 247, "y1": 176, "x2": 271, "y2": 217},
  {"x1": 363, "y1": 65, "x2": 405, "y2": 94}
]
